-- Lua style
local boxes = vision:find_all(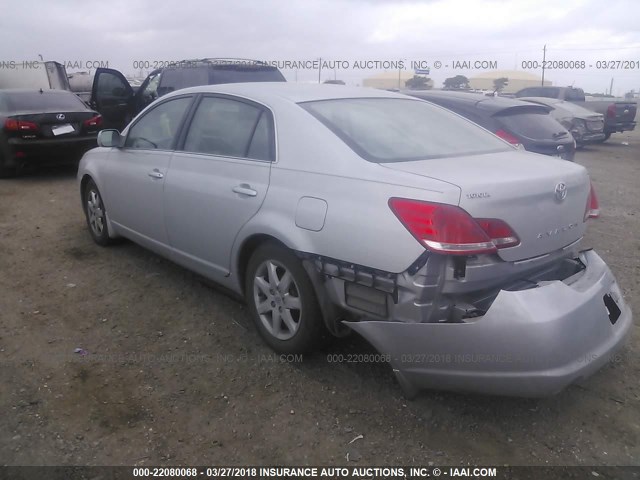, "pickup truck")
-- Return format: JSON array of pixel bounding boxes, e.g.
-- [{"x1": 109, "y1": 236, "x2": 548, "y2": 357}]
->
[{"x1": 514, "y1": 86, "x2": 636, "y2": 141}]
